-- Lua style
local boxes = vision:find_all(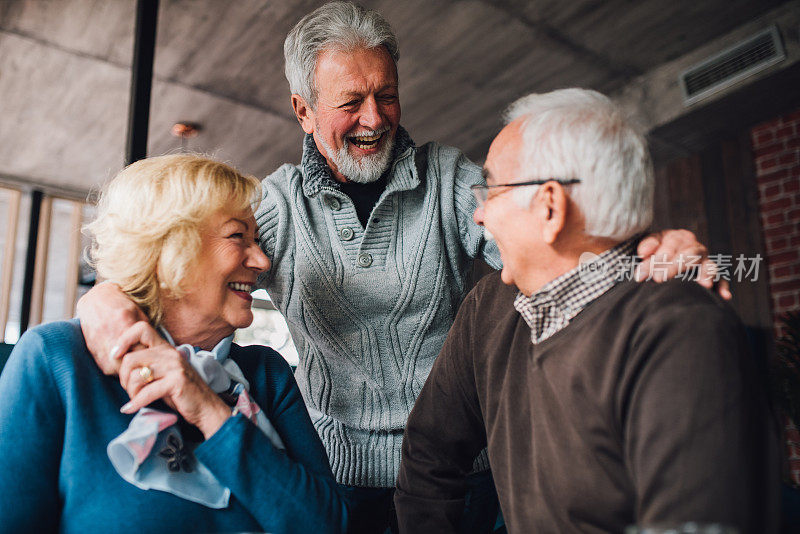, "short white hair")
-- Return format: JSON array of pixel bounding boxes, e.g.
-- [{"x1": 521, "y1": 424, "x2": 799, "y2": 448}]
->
[
  {"x1": 505, "y1": 88, "x2": 654, "y2": 241},
  {"x1": 284, "y1": 1, "x2": 399, "y2": 108}
]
